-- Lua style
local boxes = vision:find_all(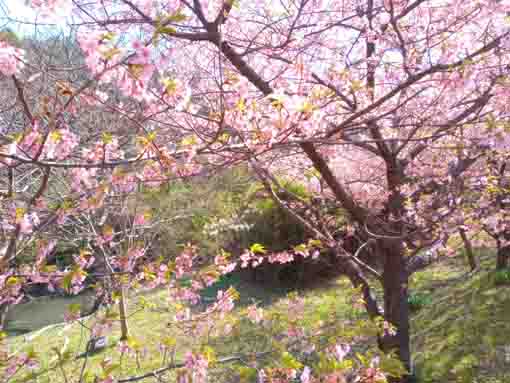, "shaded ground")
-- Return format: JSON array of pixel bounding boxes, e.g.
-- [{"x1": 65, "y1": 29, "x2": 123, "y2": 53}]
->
[{"x1": 4, "y1": 292, "x2": 95, "y2": 336}]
